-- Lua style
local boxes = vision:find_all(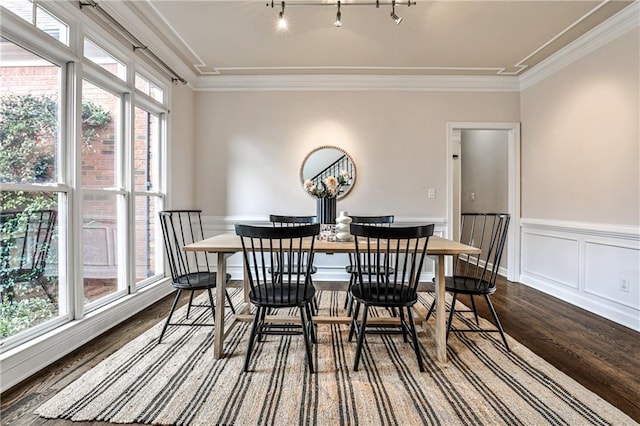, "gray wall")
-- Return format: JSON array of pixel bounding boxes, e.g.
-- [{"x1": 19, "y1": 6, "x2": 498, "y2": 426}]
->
[{"x1": 461, "y1": 129, "x2": 508, "y2": 214}]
